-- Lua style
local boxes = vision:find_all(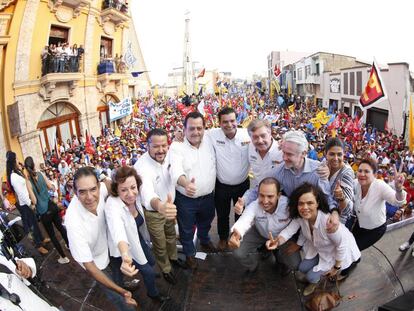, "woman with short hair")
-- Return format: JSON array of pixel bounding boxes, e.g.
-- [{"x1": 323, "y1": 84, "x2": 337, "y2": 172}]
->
[{"x1": 105, "y1": 166, "x2": 169, "y2": 303}]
